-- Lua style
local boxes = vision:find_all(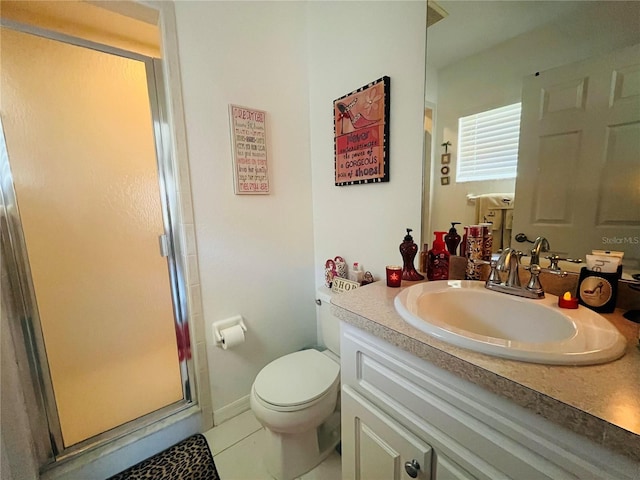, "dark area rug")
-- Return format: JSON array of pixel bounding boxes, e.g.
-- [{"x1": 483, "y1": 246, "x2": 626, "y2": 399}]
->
[{"x1": 107, "y1": 434, "x2": 219, "y2": 480}]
